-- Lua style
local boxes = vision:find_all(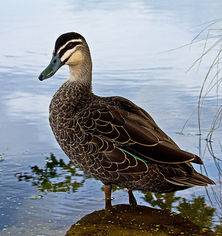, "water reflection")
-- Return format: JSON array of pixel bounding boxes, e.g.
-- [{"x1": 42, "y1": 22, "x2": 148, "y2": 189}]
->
[
  {"x1": 16, "y1": 153, "x2": 86, "y2": 193},
  {"x1": 0, "y1": 154, "x2": 4, "y2": 162},
  {"x1": 16, "y1": 154, "x2": 221, "y2": 235},
  {"x1": 144, "y1": 192, "x2": 216, "y2": 230}
]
